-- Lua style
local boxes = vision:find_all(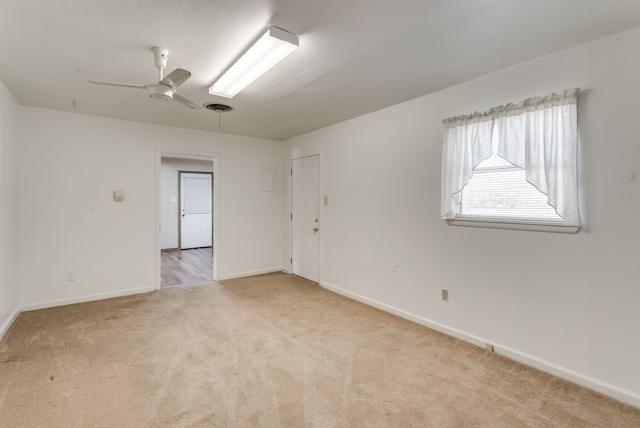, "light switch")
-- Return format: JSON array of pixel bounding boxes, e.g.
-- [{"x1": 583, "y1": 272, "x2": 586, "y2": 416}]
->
[{"x1": 114, "y1": 190, "x2": 124, "y2": 202}]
